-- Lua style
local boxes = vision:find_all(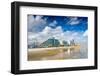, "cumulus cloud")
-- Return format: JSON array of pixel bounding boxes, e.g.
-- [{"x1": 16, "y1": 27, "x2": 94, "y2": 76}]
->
[
  {"x1": 28, "y1": 25, "x2": 87, "y2": 46},
  {"x1": 83, "y1": 30, "x2": 88, "y2": 37},
  {"x1": 28, "y1": 16, "x2": 88, "y2": 47},
  {"x1": 49, "y1": 20, "x2": 57, "y2": 27},
  {"x1": 67, "y1": 17, "x2": 80, "y2": 25},
  {"x1": 28, "y1": 15, "x2": 47, "y2": 33},
  {"x1": 28, "y1": 26, "x2": 63, "y2": 44}
]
